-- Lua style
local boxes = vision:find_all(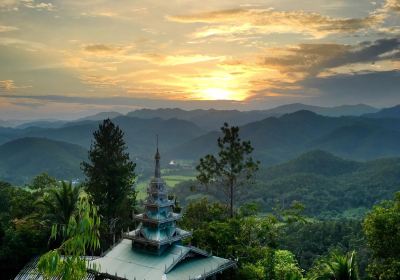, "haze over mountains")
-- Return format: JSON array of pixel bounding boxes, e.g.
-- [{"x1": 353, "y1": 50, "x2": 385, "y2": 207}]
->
[
  {"x1": 127, "y1": 103, "x2": 378, "y2": 130},
  {"x1": 0, "y1": 103, "x2": 399, "y2": 184},
  {"x1": 0, "y1": 103, "x2": 379, "y2": 129}
]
